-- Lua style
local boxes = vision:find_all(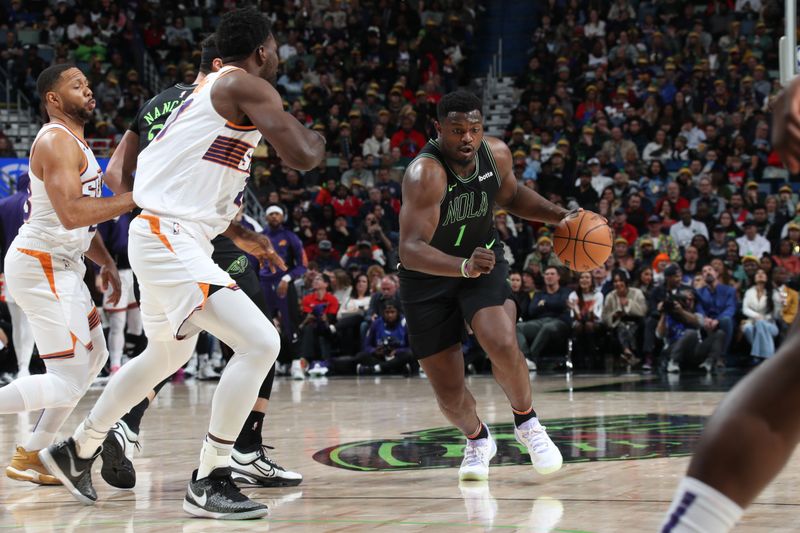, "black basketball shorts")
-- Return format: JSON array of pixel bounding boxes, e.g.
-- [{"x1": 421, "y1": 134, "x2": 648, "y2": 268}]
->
[{"x1": 398, "y1": 261, "x2": 511, "y2": 359}]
